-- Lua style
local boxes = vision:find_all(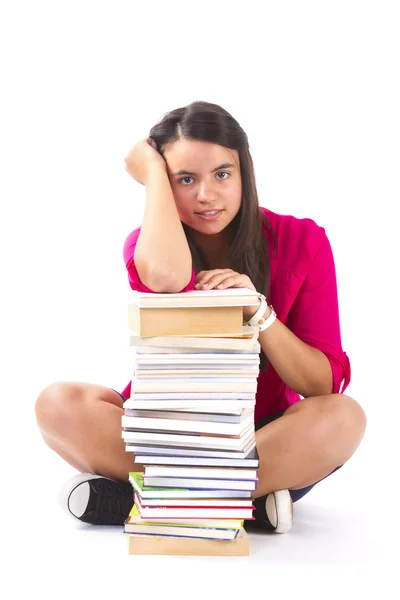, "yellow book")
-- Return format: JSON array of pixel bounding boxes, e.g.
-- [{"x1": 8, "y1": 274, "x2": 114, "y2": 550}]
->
[
  {"x1": 128, "y1": 304, "x2": 243, "y2": 337},
  {"x1": 125, "y1": 528, "x2": 250, "y2": 556}
]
